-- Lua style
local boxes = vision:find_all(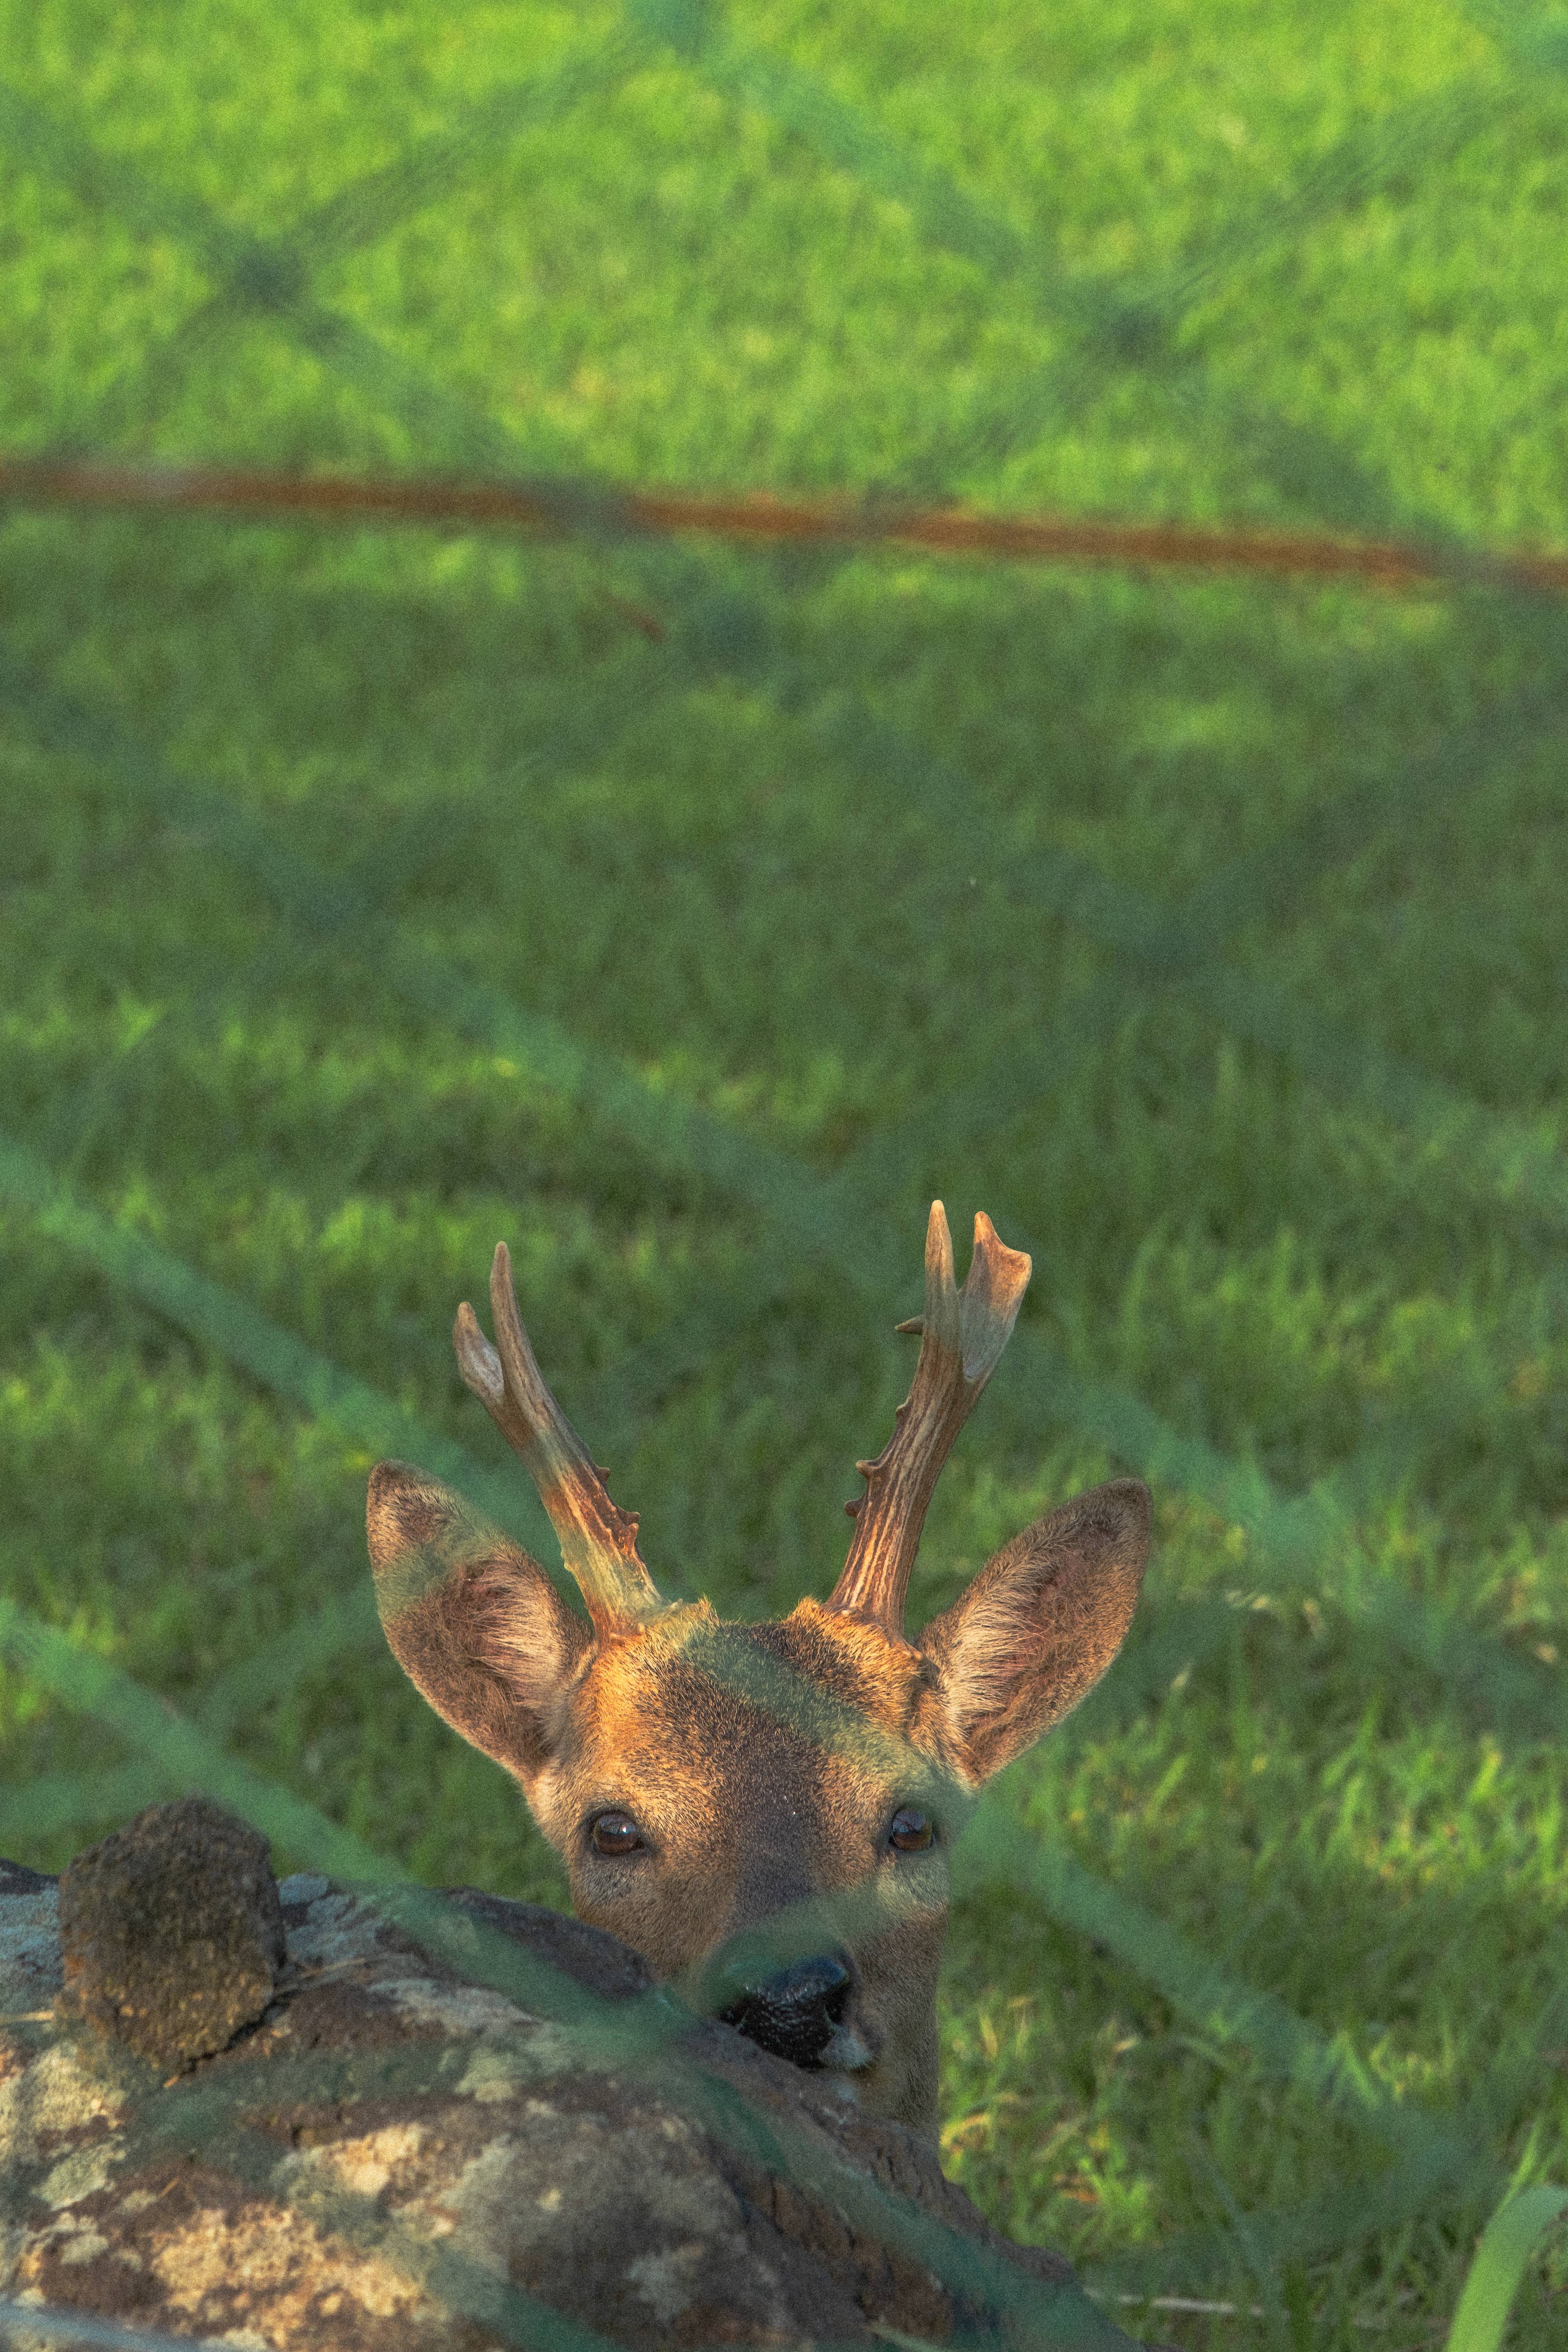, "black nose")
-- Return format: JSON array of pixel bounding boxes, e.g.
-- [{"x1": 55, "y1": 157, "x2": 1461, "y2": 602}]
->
[{"x1": 716, "y1": 1953, "x2": 851, "y2": 2068}]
